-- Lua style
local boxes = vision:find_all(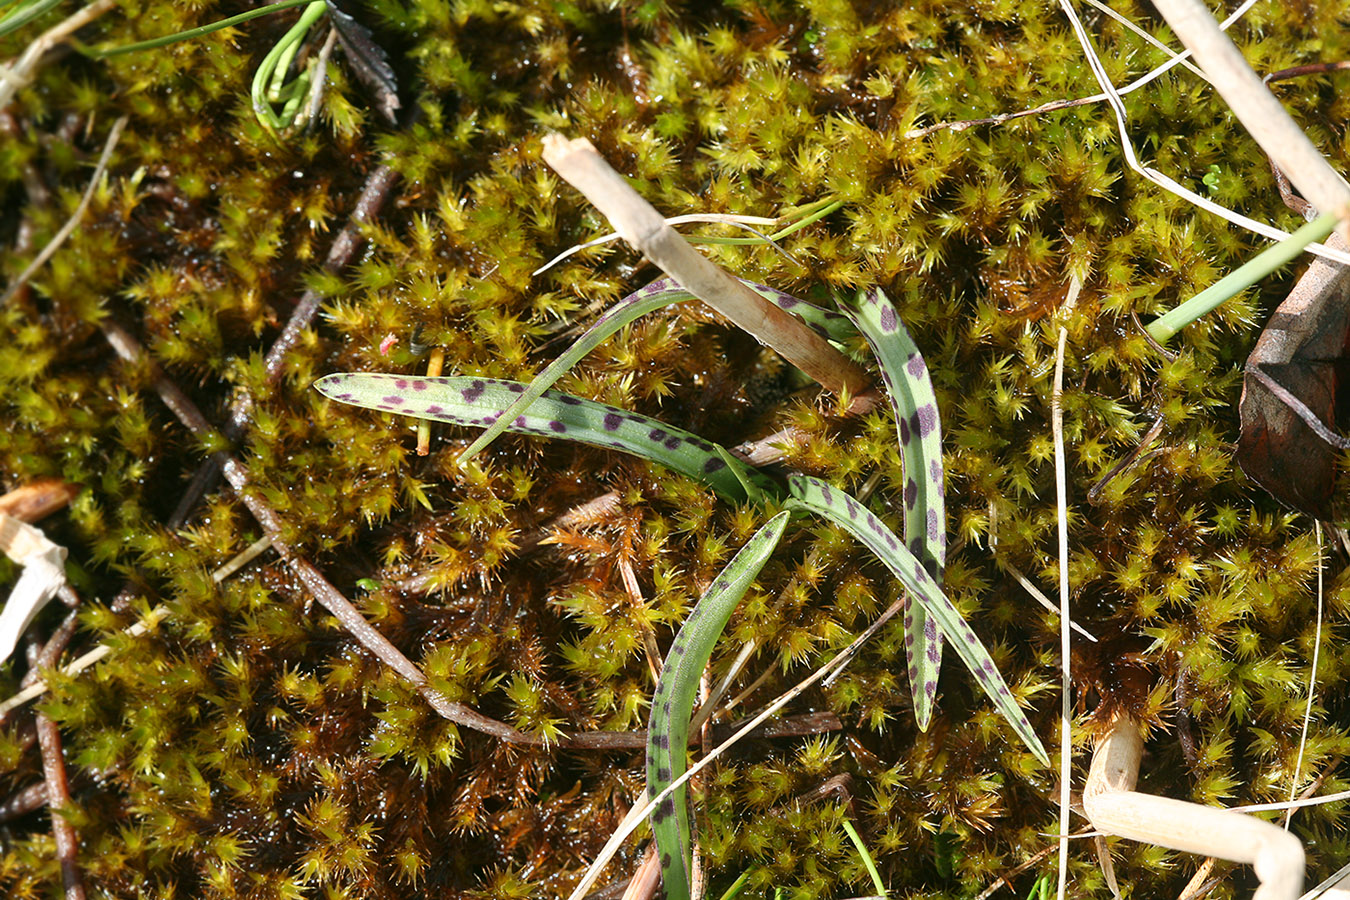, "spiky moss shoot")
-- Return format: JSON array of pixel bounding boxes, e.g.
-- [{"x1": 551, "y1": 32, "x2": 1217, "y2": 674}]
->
[{"x1": 4, "y1": 0, "x2": 1350, "y2": 897}]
